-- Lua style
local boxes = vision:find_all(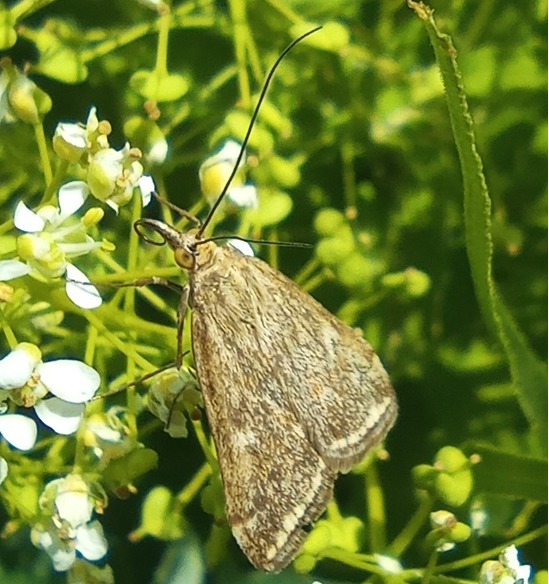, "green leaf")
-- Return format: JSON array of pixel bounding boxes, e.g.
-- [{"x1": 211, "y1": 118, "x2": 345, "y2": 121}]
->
[
  {"x1": 409, "y1": 1, "x2": 548, "y2": 452},
  {"x1": 464, "y1": 442, "x2": 548, "y2": 502}
]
